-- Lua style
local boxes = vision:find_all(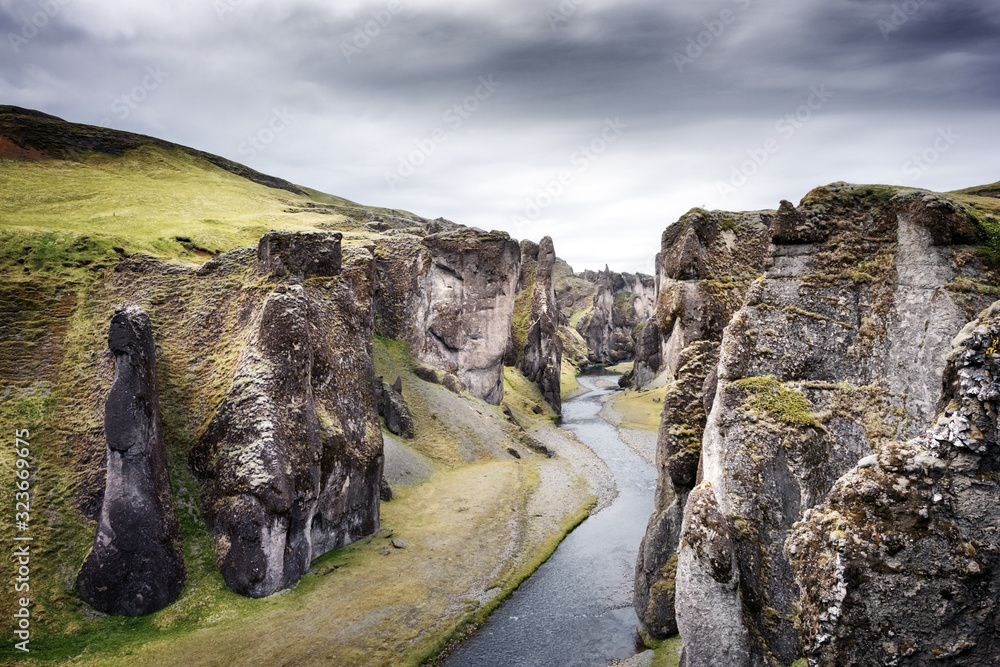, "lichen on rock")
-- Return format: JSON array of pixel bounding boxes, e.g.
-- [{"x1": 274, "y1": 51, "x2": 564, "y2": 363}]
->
[{"x1": 788, "y1": 300, "x2": 1000, "y2": 666}]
